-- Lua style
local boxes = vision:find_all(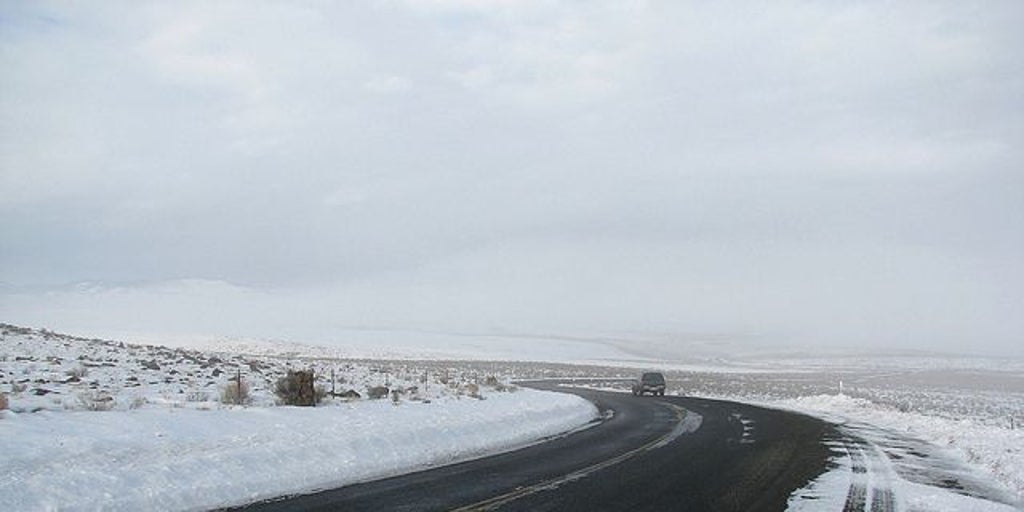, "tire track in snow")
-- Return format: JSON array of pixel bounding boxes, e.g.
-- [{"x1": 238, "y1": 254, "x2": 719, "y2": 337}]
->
[
  {"x1": 840, "y1": 436, "x2": 897, "y2": 512},
  {"x1": 842, "y1": 440, "x2": 868, "y2": 512}
]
